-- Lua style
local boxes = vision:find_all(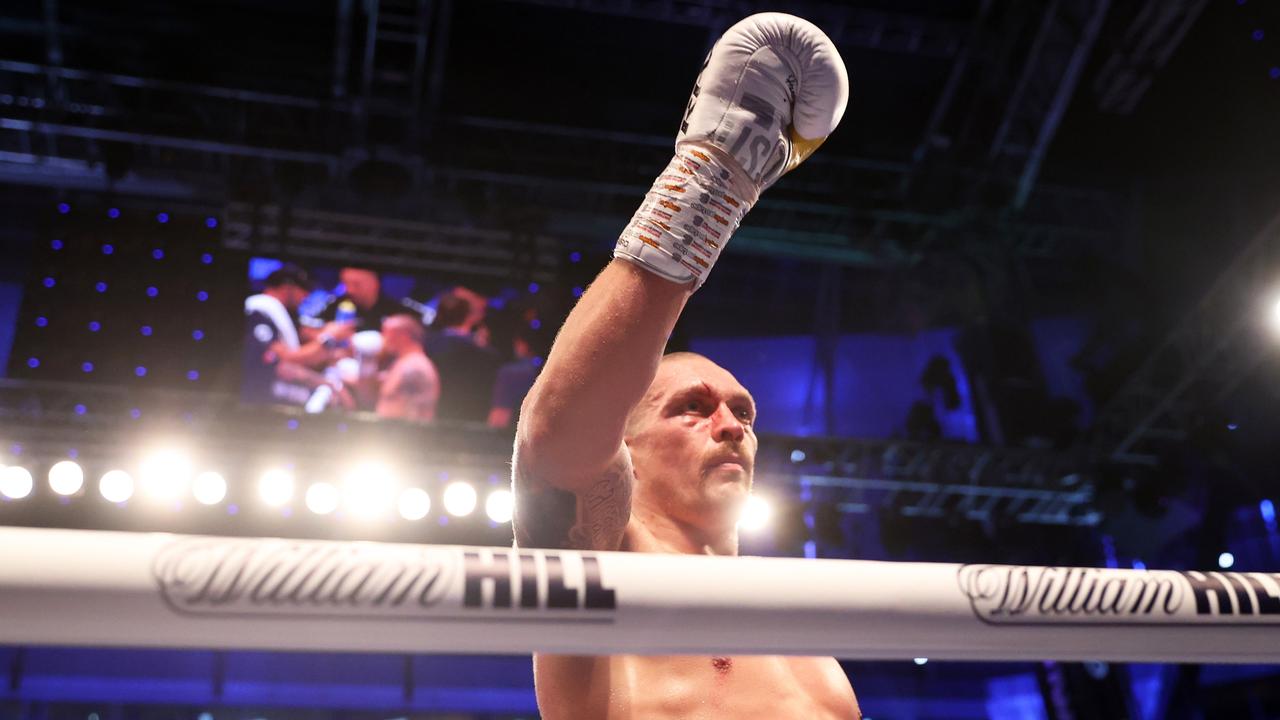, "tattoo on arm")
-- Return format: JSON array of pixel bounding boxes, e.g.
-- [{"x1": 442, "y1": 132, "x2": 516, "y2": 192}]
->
[{"x1": 513, "y1": 448, "x2": 633, "y2": 551}]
